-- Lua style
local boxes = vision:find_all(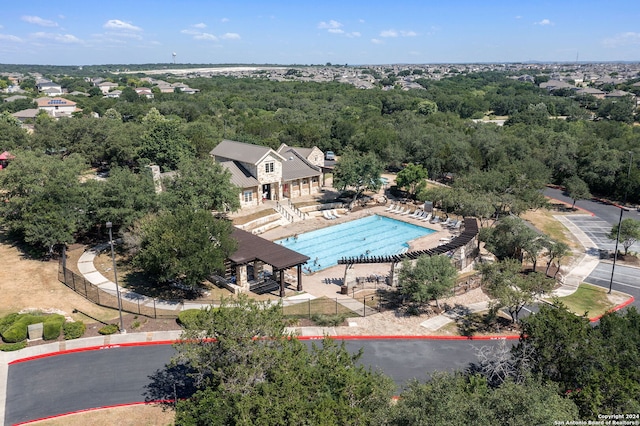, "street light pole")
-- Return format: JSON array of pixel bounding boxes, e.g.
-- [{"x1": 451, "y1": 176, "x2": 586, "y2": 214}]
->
[
  {"x1": 608, "y1": 151, "x2": 633, "y2": 294},
  {"x1": 106, "y1": 222, "x2": 125, "y2": 333}
]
